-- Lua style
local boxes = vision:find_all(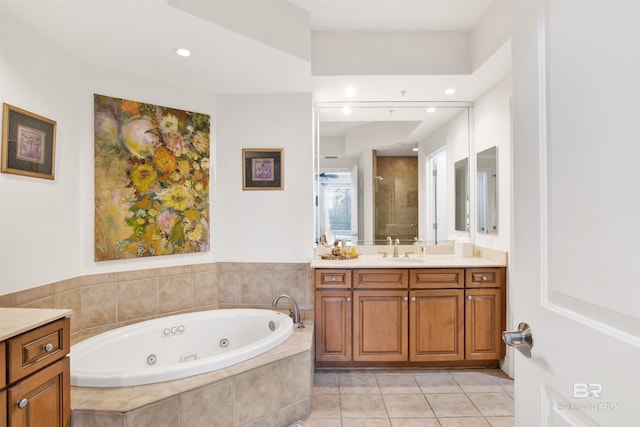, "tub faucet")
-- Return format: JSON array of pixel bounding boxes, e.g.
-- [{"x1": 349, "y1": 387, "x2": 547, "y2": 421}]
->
[{"x1": 272, "y1": 294, "x2": 304, "y2": 328}]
